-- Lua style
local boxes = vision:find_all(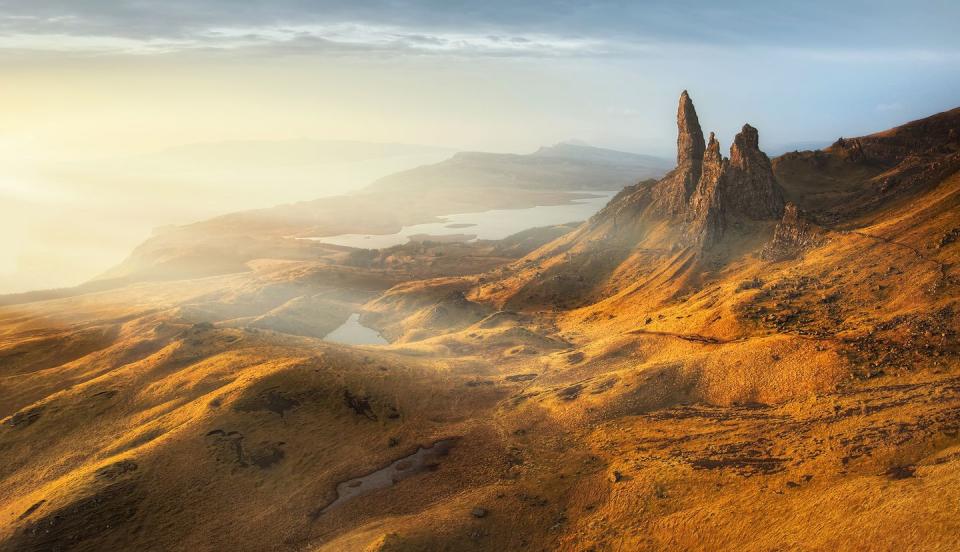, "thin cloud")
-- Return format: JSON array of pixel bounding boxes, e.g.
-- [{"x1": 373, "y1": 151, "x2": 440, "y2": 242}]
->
[
  {"x1": 0, "y1": 0, "x2": 956, "y2": 58},
  {"x1": 0, "y1": 23, "x2": 651, "y2": 58}
]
